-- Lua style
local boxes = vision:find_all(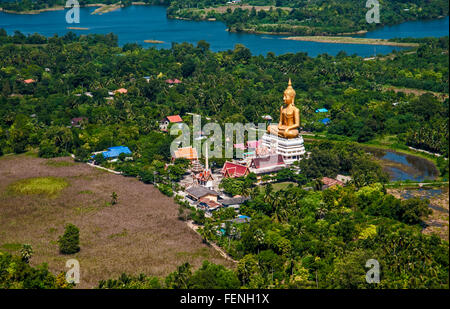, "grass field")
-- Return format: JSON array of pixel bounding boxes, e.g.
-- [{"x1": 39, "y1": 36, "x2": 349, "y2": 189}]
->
[
  {"x1": 0, "y1": 154, "x2": 232, "y2": 288},
  {"x1": 259, "y1": 181, "x2": 297, "y2": 193}
]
